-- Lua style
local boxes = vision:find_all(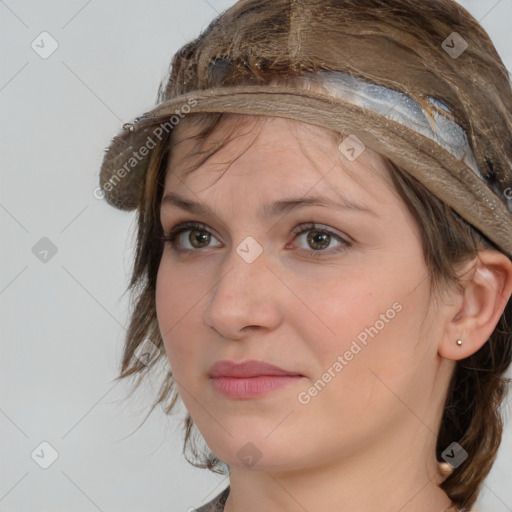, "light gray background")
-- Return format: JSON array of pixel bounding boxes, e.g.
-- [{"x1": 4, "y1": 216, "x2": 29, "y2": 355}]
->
[{"x1": 1, "y1": 1, "x2": 511, "y2": 511}]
